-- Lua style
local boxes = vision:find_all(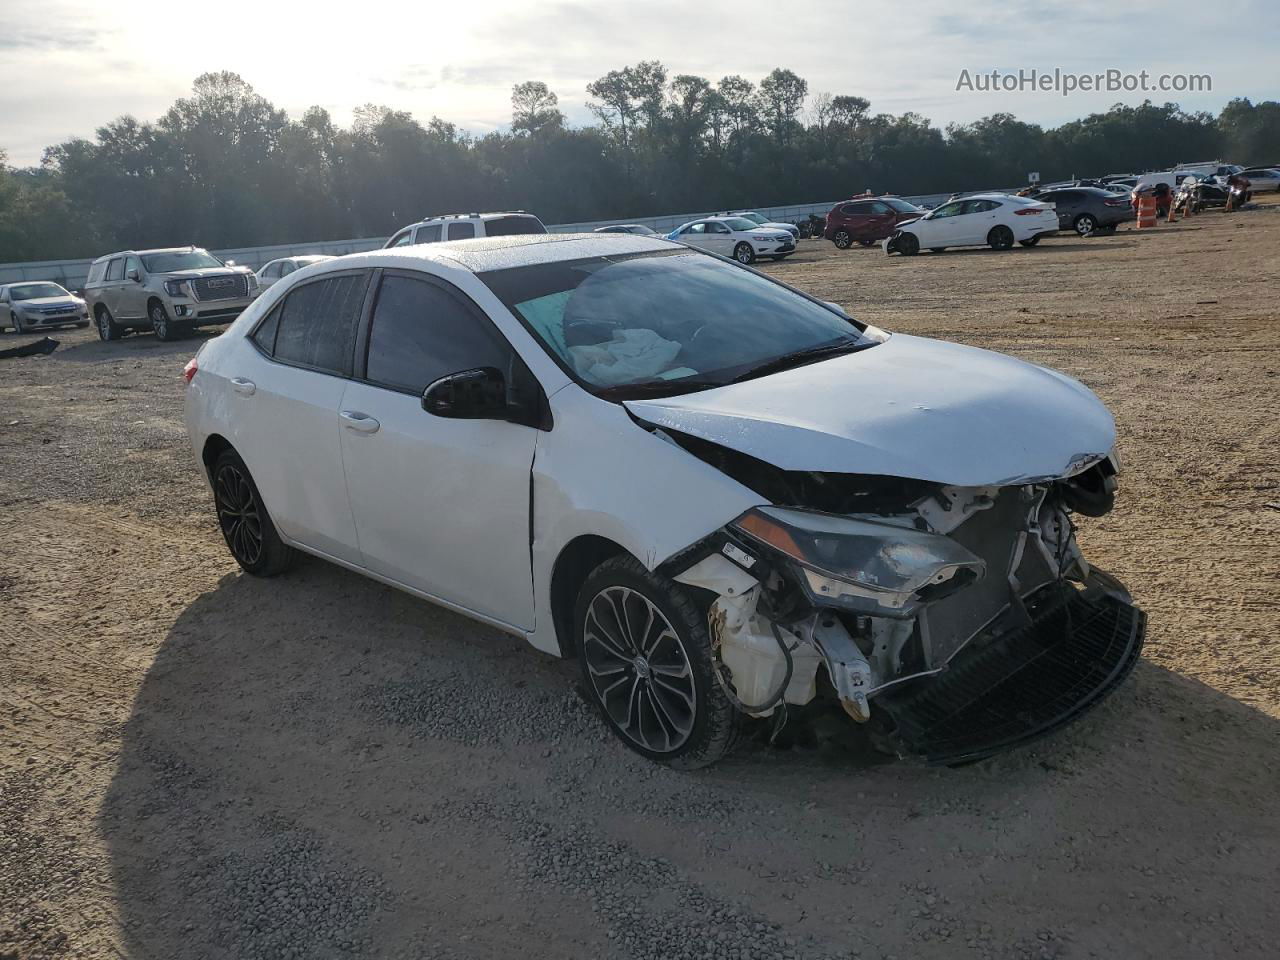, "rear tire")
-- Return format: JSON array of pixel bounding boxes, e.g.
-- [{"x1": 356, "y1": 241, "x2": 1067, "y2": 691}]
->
[
  {"x1": 95, "y1": 306, "x2": 121, "y2": 341},
  {"x1": 831, "y1": 230, "x2": 852, "y2": 249},
  {"x1": 1073, "y1": 214, "x2": 1097, "y2": 237},
  {"x1": 212, "y1": 449, "x2": 296, "y2": 577},
  {"x1": 733, "y1": 242, "x2": 756, "y2": 265},
  {"x1": 575, "y1": 555, "x2": 739, "y2": 768},
  {"x1": 987, "y1": 225, "x2": 1015, "y2": 250}
]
